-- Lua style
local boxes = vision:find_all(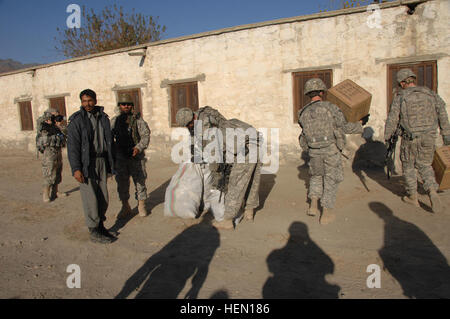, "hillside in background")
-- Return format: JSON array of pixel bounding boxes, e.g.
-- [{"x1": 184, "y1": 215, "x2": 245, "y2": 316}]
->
[{"x1": 0, "y1": 59, "x2": 40, "y2": 73}]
